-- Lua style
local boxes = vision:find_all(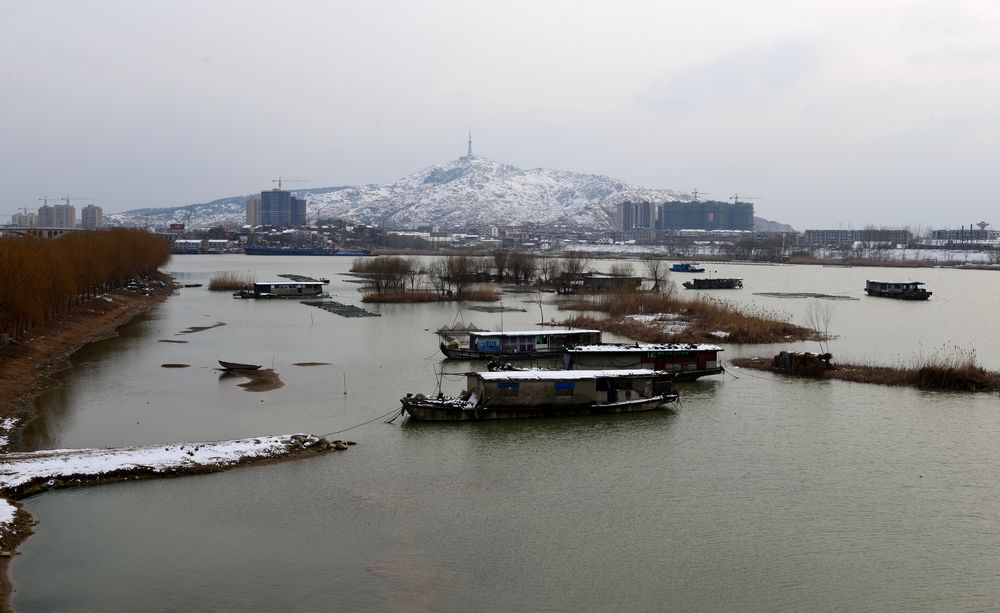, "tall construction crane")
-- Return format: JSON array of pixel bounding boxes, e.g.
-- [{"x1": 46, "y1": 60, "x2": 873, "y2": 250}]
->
[
  {"x1": 272, "y1": 178, "x2": 308, "y2": 190},
  {"x1": 729, "y1": 193, "x2": 761, "y2": 204},
  {"x1": 692, "y1": 189, "x2": 710, "y2": 202},
  {"x1": 60, "y1": 195, "x2": 92, "y2": 206}
]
